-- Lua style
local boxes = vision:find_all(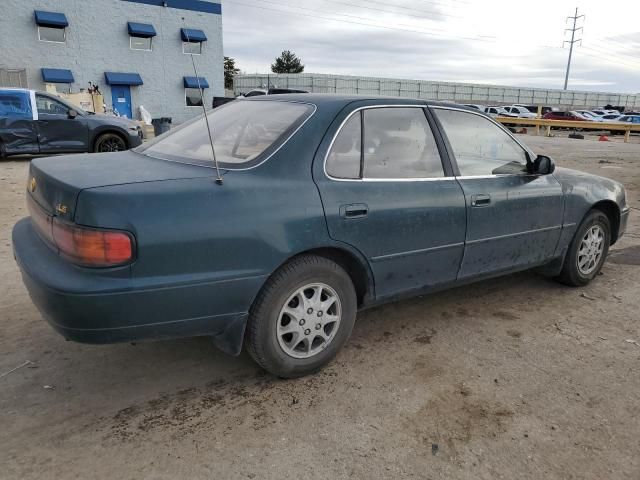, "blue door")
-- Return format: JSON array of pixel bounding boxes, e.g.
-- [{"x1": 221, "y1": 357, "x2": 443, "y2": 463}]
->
[{"x1": 111, "y1": 85, "x2": 133, "y2": 119}]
